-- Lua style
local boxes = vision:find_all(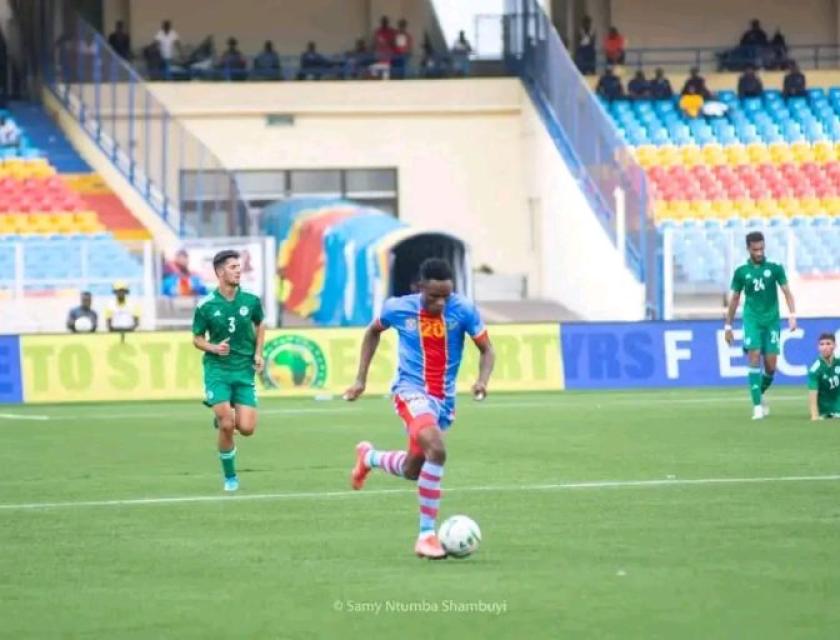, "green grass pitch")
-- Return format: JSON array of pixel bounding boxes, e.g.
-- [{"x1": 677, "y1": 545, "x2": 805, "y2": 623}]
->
[{"x1": 2, "y1": 388, "x2": 840, "y2": 639}]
